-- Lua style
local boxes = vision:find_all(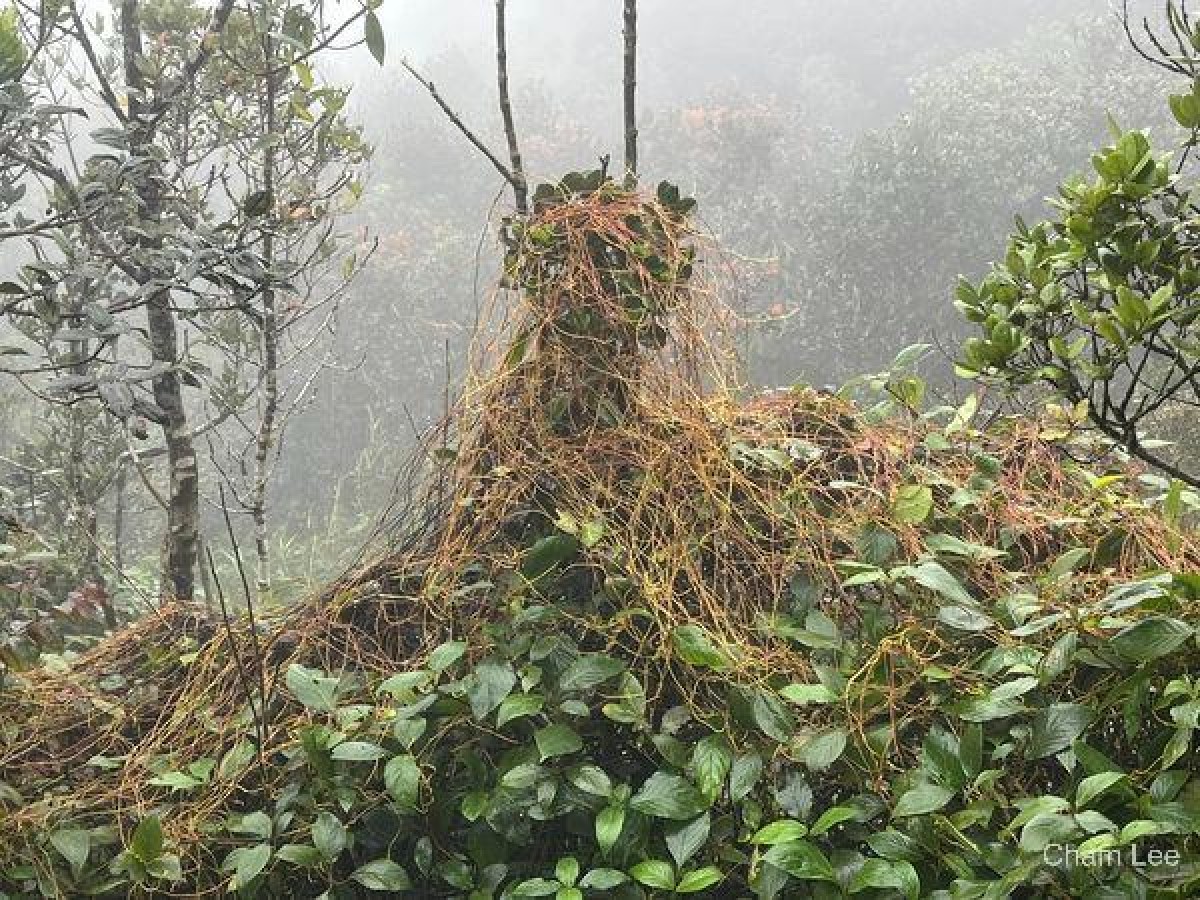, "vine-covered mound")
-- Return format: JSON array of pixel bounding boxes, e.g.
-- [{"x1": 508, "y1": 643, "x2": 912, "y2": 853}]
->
[{"x1": 1, "y1": 178, "x2": 1198, "y2": 899}]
